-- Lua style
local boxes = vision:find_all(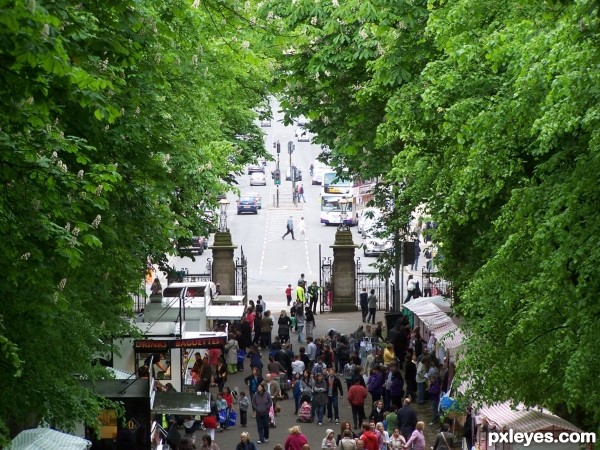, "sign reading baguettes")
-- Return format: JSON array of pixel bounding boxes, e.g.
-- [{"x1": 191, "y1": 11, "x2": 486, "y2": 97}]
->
[{"x1": 133, "y1": 336, "x2": 226, "y2": 351}]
